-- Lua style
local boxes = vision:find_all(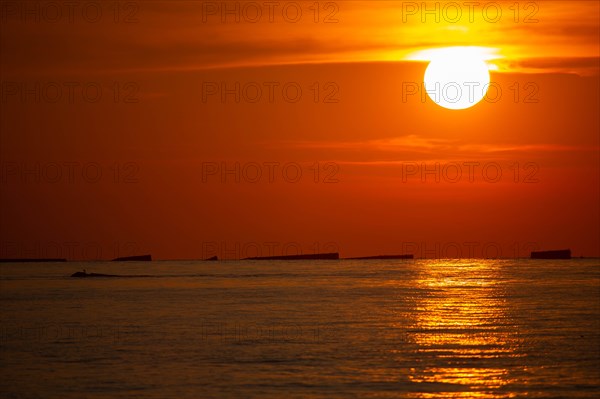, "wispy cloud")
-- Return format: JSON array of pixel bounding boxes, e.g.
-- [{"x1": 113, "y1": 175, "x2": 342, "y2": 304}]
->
[
  {"x1": 278, "y1": 135, "x2": 599, "y2": 164},
  {"x1": 1, "y1": 1, "x2": 598, "y2": 75}
]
